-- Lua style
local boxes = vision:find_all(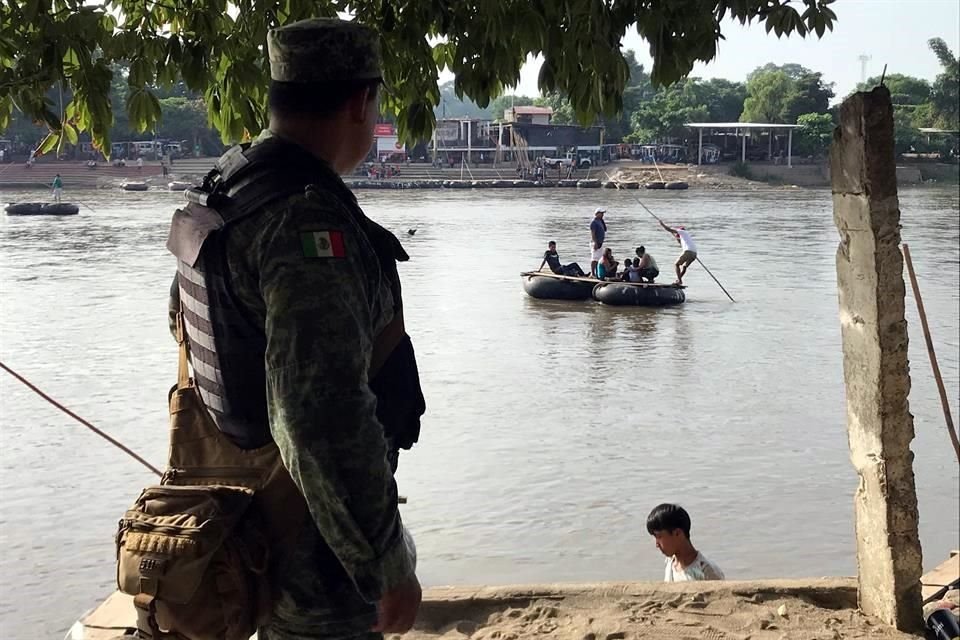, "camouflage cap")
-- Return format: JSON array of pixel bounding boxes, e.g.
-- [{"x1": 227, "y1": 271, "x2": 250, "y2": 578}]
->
[{"x1": 267, "y1": 18, "x2": 382, "y2": 84}]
